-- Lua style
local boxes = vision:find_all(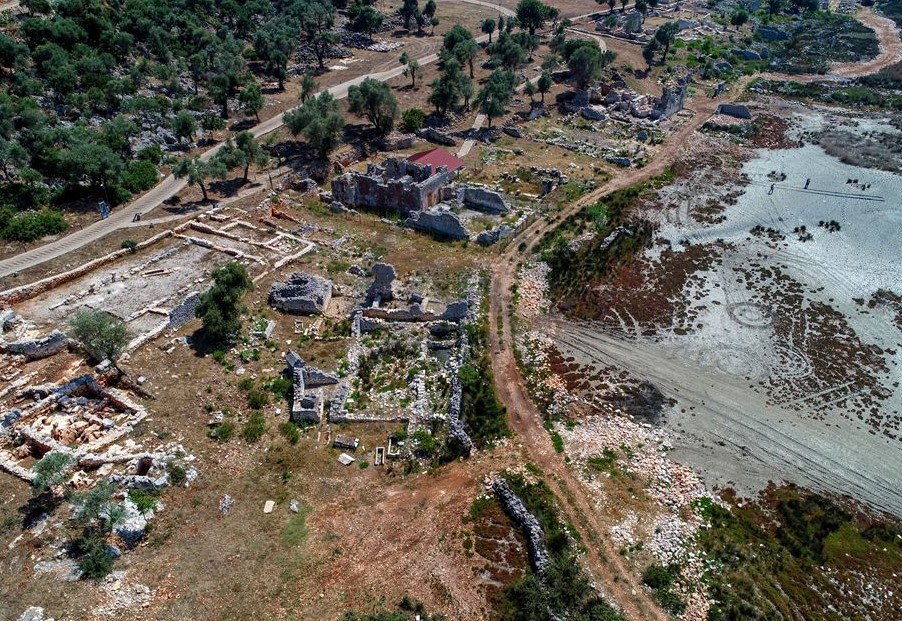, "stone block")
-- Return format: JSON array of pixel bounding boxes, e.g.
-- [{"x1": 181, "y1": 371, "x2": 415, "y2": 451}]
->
[
  {"x1": 580, "y1": 106, "x2": 607, "y2": 121},
  {"x1": 367, "y1": 262, "x2": 397, "y2": 303},
  {"x1": 459, "y1": 185, "x2": 508, "y2": 214},
  {"x1": 404, "y1": 206, "x2": 470, "y2": 240},
  {"x1": 717, "y1": 104, "x2": 752, "y2": 119}
]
